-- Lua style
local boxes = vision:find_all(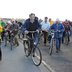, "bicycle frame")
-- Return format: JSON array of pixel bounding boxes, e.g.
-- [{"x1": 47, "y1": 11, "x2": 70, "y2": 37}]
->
[
  {"x1": 24, "y1": 31, "x2": 38, "y2": 53},
  {"x1": 64, "y1": 31, "x2": 70, "y2": 45},
  {"x1": 27, "y1": 31, "x2": 37, "y2": 50},
  {"x1": 49, "y1": 32, "x2": 55, "y2": 47}
]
